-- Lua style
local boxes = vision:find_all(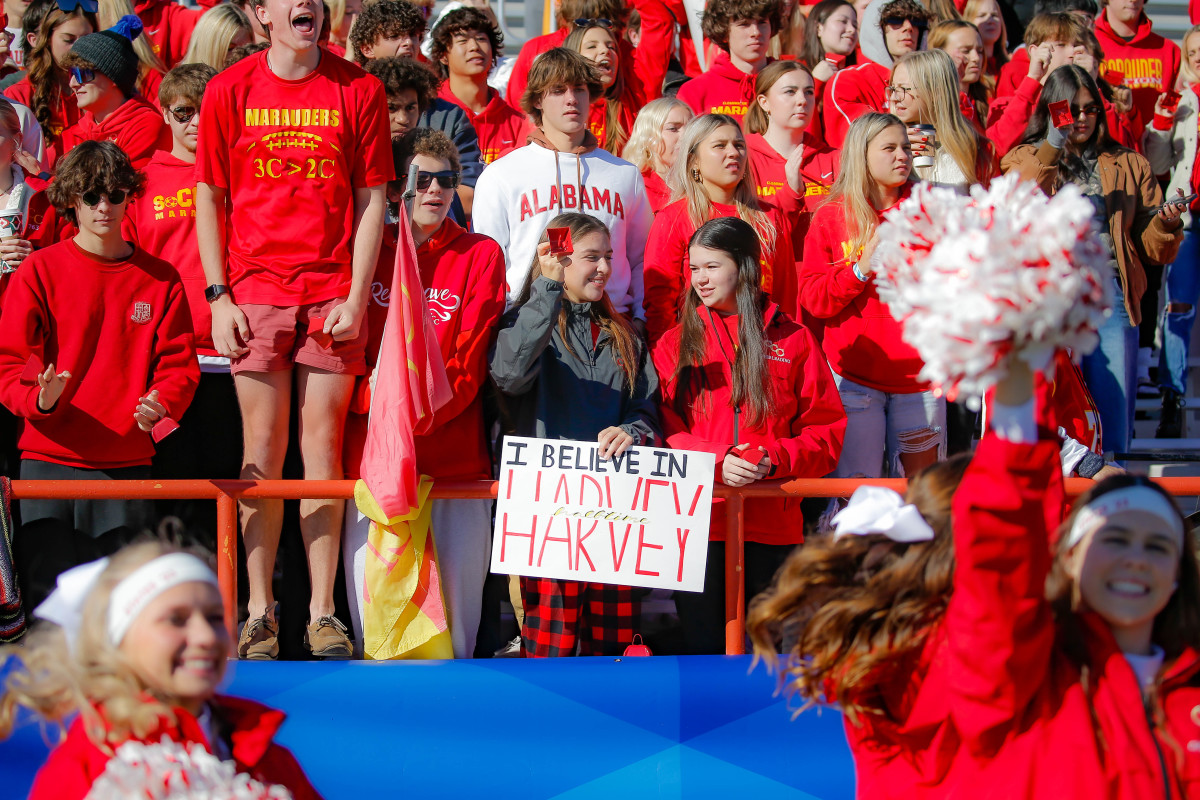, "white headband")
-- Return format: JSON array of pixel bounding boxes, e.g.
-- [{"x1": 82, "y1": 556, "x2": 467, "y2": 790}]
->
[
  {"x1": 832, "y1": 485, "x2": 936, "y2": 543},
  {"x1": 34, "y1": 554, "x2": 219, "y2": 648},
  {"x1": 1067, "y1": 485, "x2": 1185, "y2": 551}
]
